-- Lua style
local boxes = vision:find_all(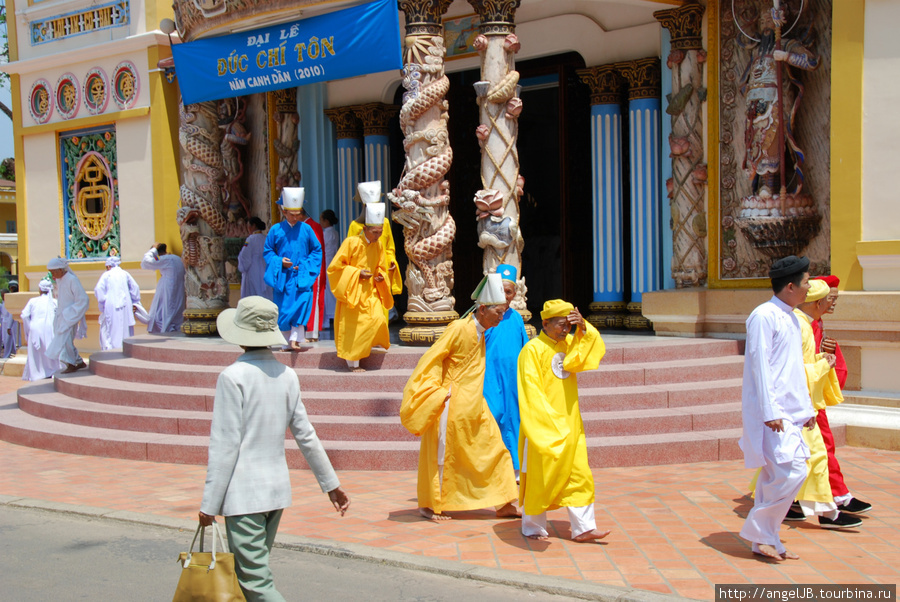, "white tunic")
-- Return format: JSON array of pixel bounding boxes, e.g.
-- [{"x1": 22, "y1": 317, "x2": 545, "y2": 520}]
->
[
  {"x1": 237, "y1": 232, "x2": 273, "y2": 300},
  {"x1": 739, "y1": 296, "x2": 815, "y2": 469},
  {"x1": 0, "y1": 303, "x2": 16, "y2": 358},
  {"x1": 322, "y1": 225, "x2": 339, "y2": 321},
  {"x1": 94, "y1": 266, "x2": 141, "y2": 350},
  {"x1": 46, "y1": 271, "x2": 89, "y2": 363},
  {"x1": 141, "y1": 249, "x2": 186, "y2": 334},
  {"x1": 21, "y1": 293, "x2": 60, "y2": 380}
]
